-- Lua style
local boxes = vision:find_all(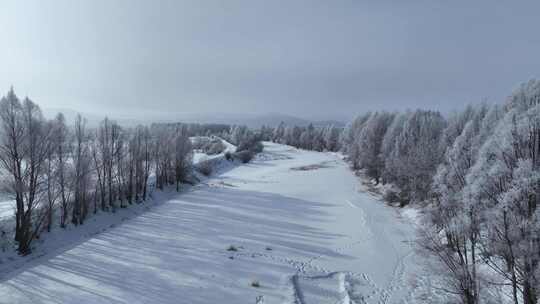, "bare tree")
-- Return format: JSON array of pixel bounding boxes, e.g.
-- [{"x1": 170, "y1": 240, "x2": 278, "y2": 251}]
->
[
  {"x1": 140, "y1": 126, "x2": 152, "y2": 201},
  {"x1": 71, "y1": 114, "x2": 91, "y2": 225},
  {"x1": 0, "y1": 89, "x2": 52, "y2": 254},
  {"x1": 53, "y1": 113, "x2": 72, "y2": 228},
  {"x1": 173, "y1": 126, "x2": 193, "y2": 191}
]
